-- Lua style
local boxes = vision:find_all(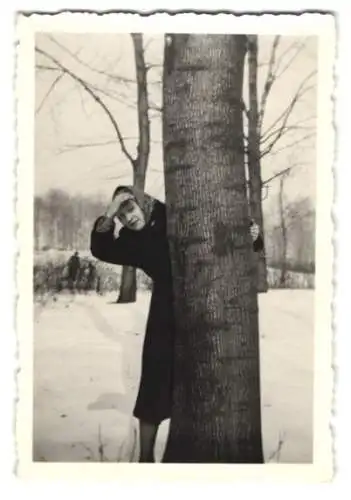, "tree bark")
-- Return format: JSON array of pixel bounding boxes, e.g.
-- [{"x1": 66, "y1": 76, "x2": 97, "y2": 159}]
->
[
  {"x1": 117, "y1": 265, "x2": 137, "y2": 303},
  {"x1": 162, "y1": 34, "x2": 263, "y2": 463},
  {"x1": 247, "y1": 35, "x2": 268, "y2": 293},
  {"x1": 117, "y1": 33, "x2": 150, "y2": 304}
]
